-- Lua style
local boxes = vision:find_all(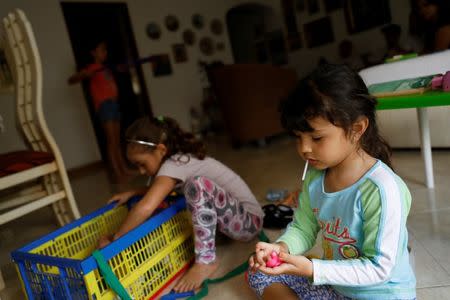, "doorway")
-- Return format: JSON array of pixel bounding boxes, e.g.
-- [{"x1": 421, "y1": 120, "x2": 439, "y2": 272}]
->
[
  {"x1": 226, "y1": 4, "x2": 285, "y2": 65},
  {"x1": 61, "y1": 2, "x2": 152, "y2": 162}
]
